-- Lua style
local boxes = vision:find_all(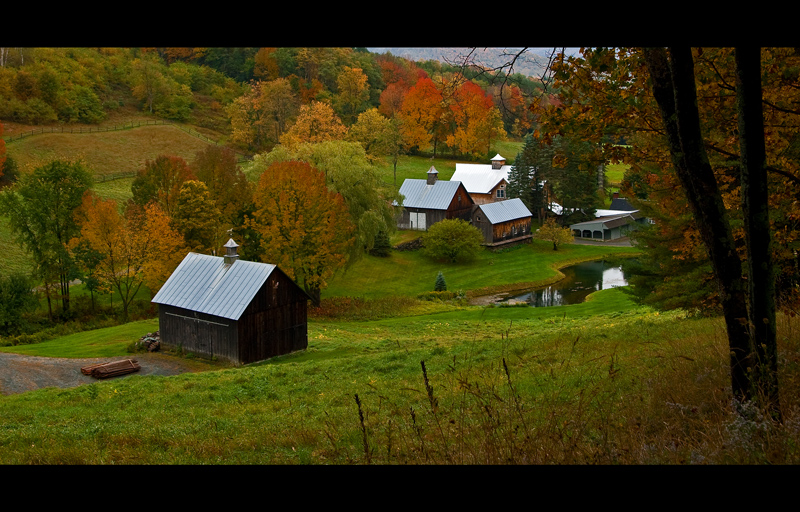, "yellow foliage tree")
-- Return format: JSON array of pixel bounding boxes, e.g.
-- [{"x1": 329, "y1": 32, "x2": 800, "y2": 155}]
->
[{"x1": 279, "y1": 101, "x2": 348, "y2": 149}]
